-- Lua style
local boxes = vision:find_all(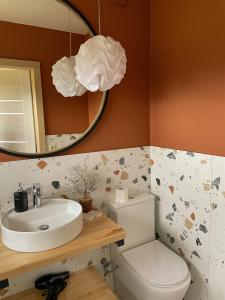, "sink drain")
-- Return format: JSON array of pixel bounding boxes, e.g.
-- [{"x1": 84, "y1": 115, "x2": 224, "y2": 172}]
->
[{"x1": 39, "y1": 224, "x2": 50, "y2": 231}]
